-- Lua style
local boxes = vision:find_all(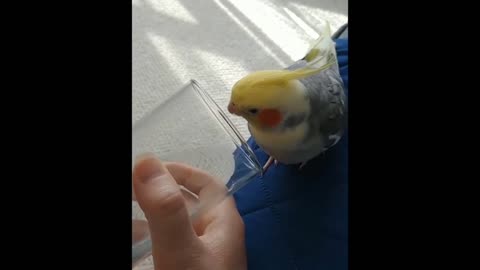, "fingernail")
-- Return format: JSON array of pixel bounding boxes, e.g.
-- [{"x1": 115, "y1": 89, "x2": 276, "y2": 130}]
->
[
  {"x1": 134, "y1": 154, "x2": 168, "y2": 183},
  {"x1": 134, "y1": 152, "x2": 157, "y2": 164}
]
